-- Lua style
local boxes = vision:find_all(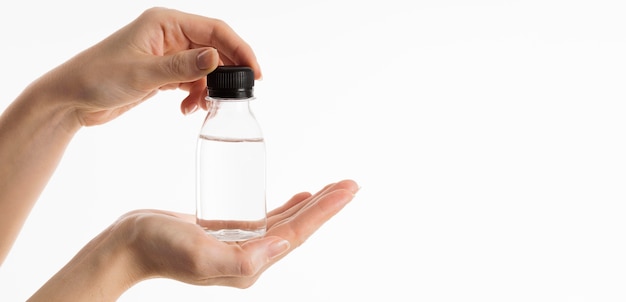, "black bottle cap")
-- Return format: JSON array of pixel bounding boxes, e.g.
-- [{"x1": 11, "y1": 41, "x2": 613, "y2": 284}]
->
[{"x1": 207, "y1": 66, "x2": 255, "y2": 99}]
